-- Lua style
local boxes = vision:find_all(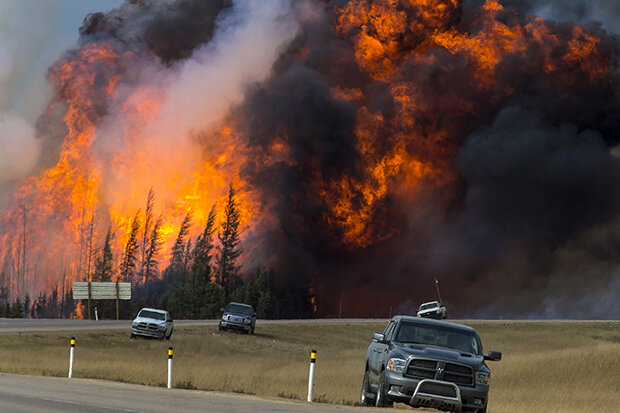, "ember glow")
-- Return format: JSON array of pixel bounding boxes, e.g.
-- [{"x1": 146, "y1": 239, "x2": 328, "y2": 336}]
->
[{"x1": 1, "y1": 0, "x2": 620, "y2": 318}]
